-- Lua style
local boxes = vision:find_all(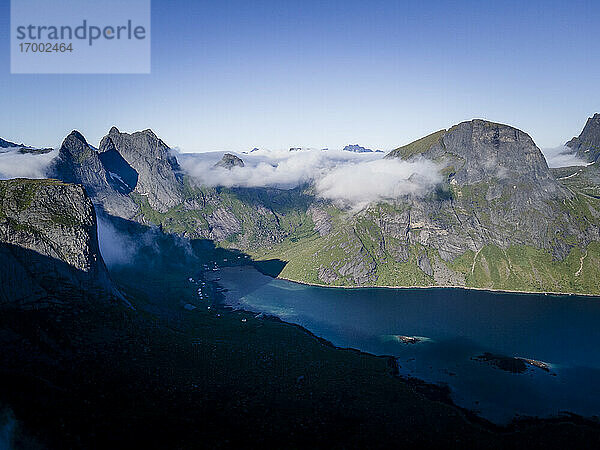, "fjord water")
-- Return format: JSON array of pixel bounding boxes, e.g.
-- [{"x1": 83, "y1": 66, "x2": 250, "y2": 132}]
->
[{"x1": 213, "y1": 266, "x2": 600, "y2": 424}]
